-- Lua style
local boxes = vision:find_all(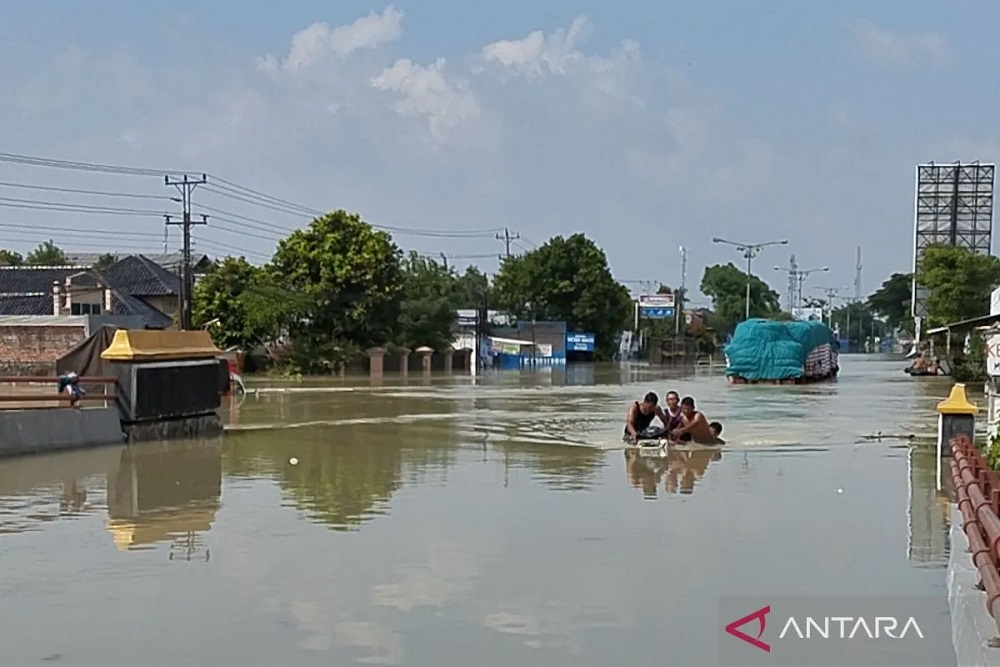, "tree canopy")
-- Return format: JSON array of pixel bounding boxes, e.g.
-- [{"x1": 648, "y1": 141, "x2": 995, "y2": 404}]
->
[
  {"x1": 0, "y1": 249, "x2": 23, "y2": 266},
  {"x1": 192, "y1": 256, "x2": 305, "y2": 351},
  {"x1": 26, "y1": 240, "x2": 66, "y2": 265},
  {"x1": 491, "y1": 233, "x2": 631, "y2": 358},
  {"x1": 829, "y1": 301, "x2": 887, "y2": 348},
  {"x1": 700, "y1": 263, "x2": 781, "y2": 333},
  {"x1": 270, "y1": 210, "x2": 405, "y2": 352},
  {"x1": 915, "y1": 243, "x2": 1000, "y2": 327},
  {"x1": 867, "y1": 272, "x2": 912, "y2": 333},
  {"x1": 395, "y1": 252, "x2": 462, "y2": 351}
]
